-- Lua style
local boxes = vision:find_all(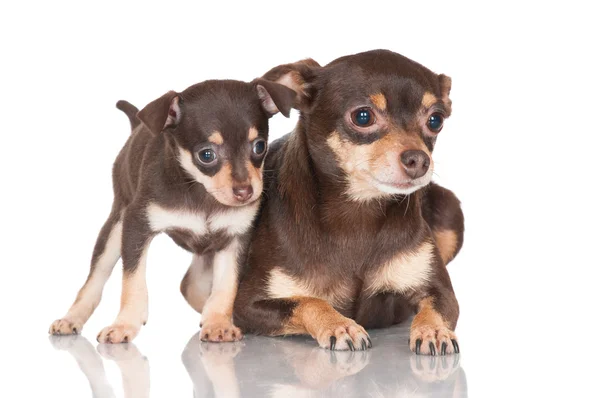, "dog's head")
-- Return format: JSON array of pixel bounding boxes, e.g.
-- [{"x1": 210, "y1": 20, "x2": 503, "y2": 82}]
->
[
  {"x1": 263, "y1": 49, "x2": 452, "y2": 202},
  {"x1": 137, "y1": 80, "x2": 295, "y2": 206}
]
